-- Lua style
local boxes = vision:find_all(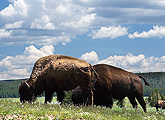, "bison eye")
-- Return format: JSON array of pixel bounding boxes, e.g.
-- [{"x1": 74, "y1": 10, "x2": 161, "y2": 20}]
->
[{"x1": 81, "y1": 67, "x2": 89, "y2": 72}]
